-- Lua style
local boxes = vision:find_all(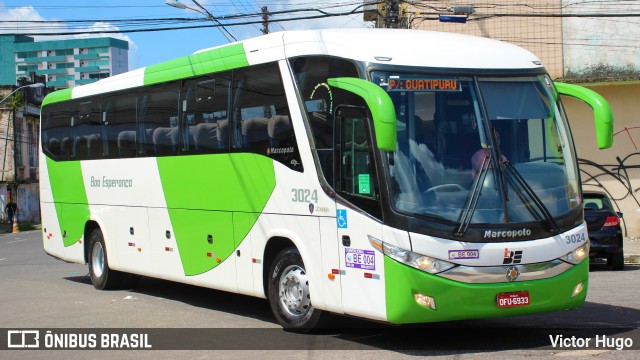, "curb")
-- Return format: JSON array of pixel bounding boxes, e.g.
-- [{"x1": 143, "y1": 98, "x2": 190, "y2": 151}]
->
[{"x1": 625, "y1": 254, "x2": 640, "y2": 265}]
